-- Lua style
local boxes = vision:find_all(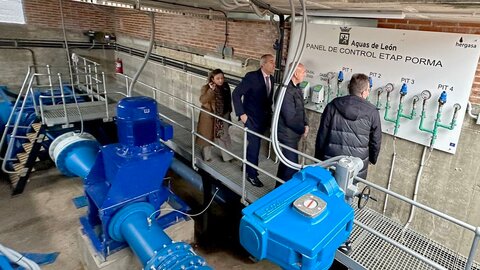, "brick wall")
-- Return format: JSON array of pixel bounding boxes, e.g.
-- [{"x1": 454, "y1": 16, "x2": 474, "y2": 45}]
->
[
  {"x1": 19, "y1": 2, "x2": 480, "y2": 104},
  {"x1": 23, "y1": 0, "x2": 114, "y2": 33},
  {"x1": 115, "y1": 9, "x2": 278, "y2": 59},
  {"x1": 378, "y1": 19, "x2": 480, "y2": 104}
]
